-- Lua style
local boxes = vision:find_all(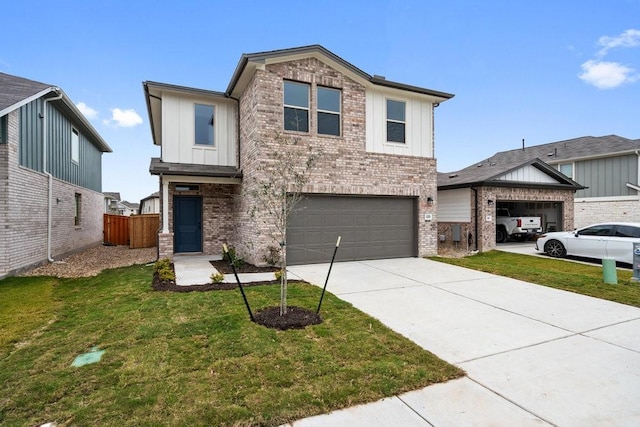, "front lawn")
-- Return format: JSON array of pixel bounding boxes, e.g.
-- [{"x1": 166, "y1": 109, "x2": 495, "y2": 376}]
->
[
  {"x1": 431, "y1": 251, "x2": 639, "y2": 307},
  {"x1": 0, "y1": 264, "x2": 462, "y2": 426}
]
